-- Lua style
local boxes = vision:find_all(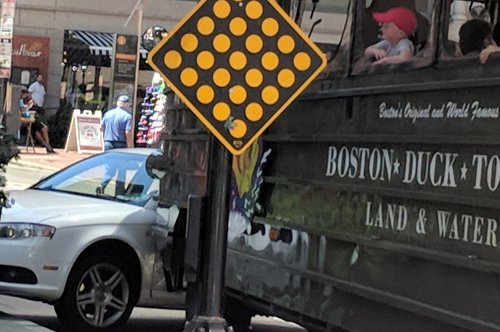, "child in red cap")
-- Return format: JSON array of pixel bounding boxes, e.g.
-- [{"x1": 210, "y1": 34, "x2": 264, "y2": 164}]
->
[{"x1": 364, "y1": 7, "x2": 417, "y2": 65}]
